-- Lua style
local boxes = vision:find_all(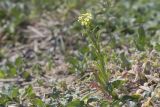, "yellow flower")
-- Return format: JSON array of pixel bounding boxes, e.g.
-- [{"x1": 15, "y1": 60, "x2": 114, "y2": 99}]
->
[{"x1": 78, "y1": 12, "x2": 92, "y2": 27}]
